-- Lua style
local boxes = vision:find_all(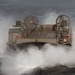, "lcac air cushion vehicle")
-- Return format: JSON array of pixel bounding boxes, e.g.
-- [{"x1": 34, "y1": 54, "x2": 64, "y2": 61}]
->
[{"x1": 8, "y1": 15, "x2": 72, "y2": 48}]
